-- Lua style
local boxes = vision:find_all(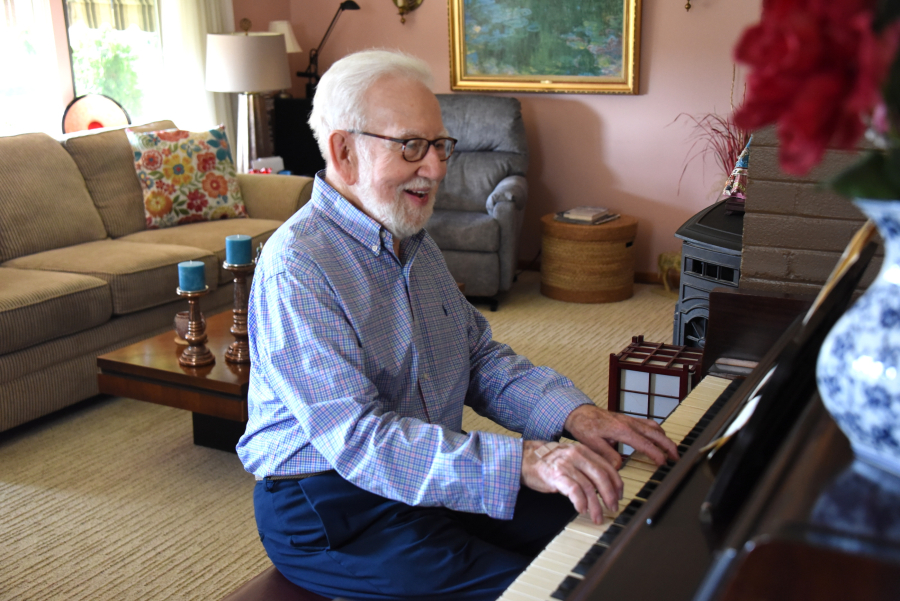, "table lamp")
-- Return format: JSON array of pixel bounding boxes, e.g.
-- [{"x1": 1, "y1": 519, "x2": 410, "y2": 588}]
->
[
  {"x1": 206, "y1": 20, "x2": 291, "y2": 173},
  {"x1": 296, "y1": 0, "x2": 360, "y2": 99}
]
